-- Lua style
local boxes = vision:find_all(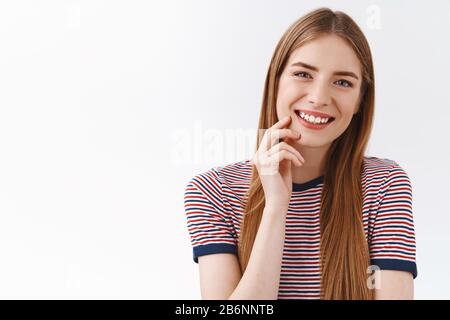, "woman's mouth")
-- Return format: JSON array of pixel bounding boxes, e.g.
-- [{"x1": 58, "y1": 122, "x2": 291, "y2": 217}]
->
[{"x1": 294, "y1": 110, "x2": 335, "y2": 130}]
